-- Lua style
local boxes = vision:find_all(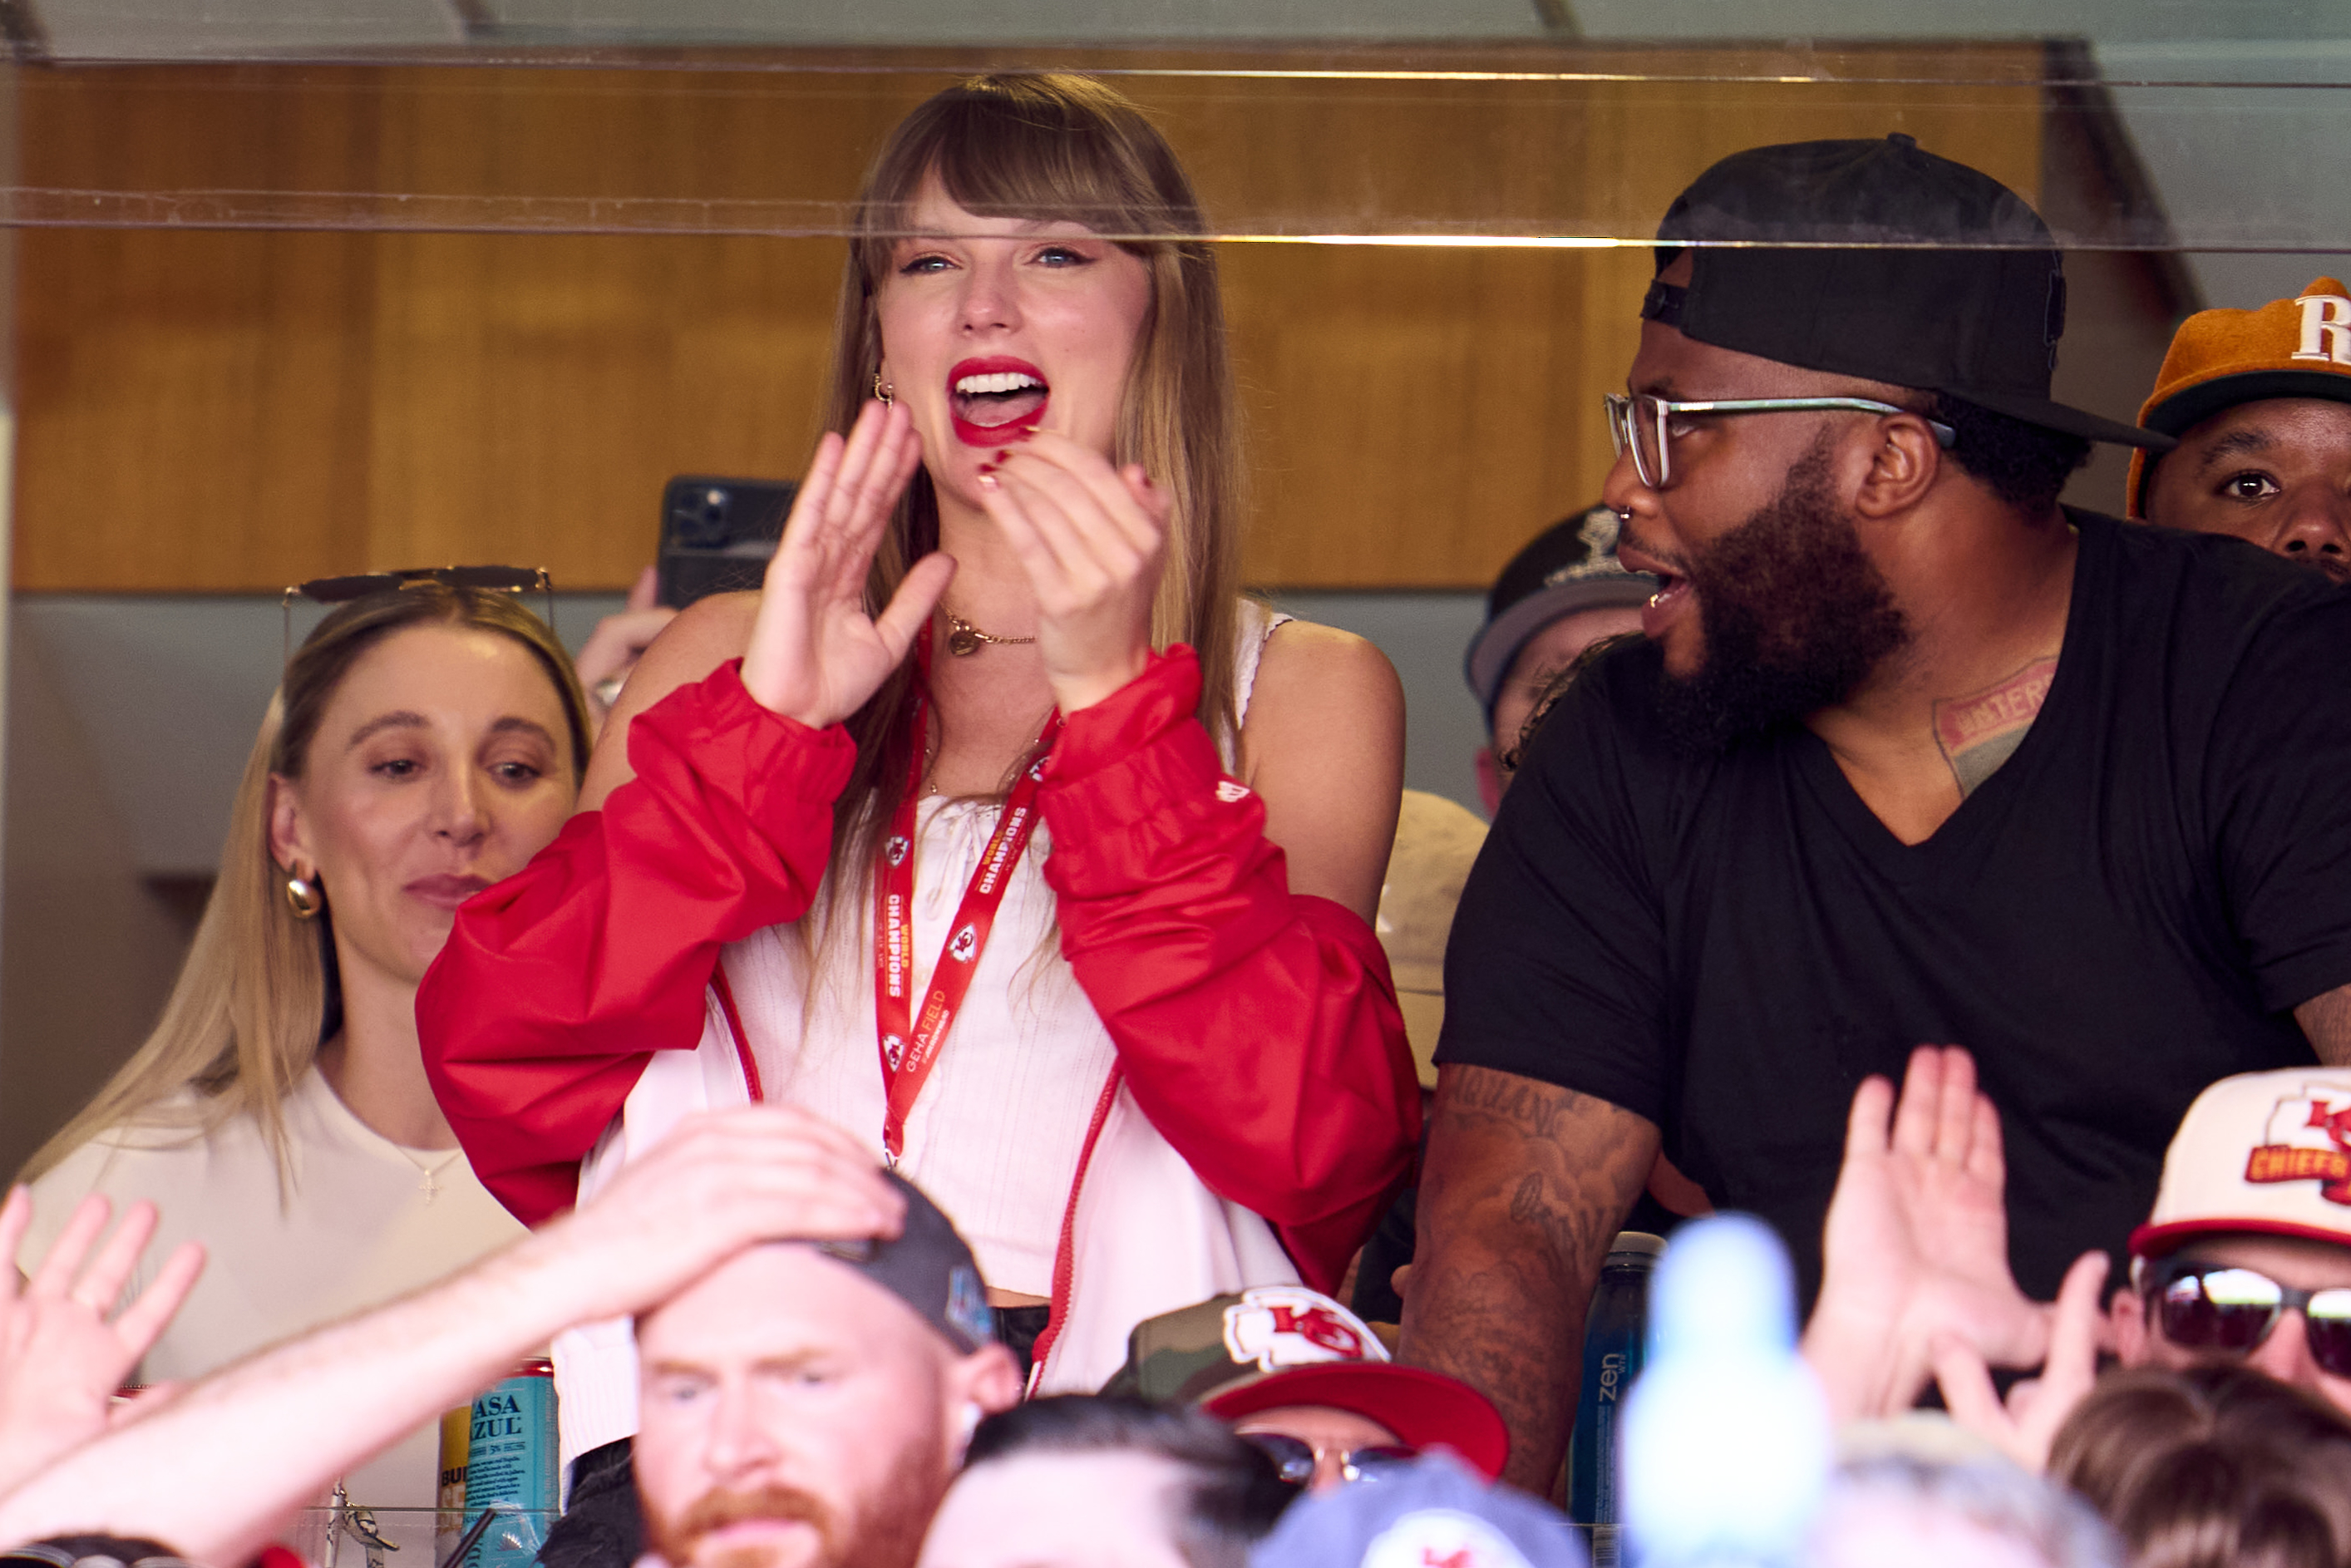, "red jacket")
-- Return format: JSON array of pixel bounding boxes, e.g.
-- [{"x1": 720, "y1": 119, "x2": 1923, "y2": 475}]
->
[{"x1": 418, "y1": 648, "x2": 1420, "y2": 1290}]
